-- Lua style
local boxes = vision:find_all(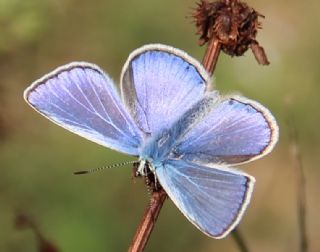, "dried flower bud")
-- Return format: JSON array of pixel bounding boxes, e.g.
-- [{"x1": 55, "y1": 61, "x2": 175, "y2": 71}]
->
[{"x1": 193, "y1": 0, "x2": 269, "y2": 65}]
